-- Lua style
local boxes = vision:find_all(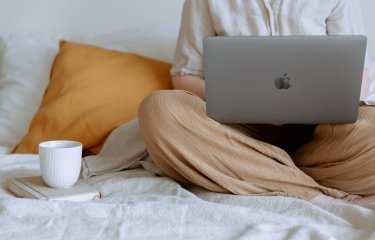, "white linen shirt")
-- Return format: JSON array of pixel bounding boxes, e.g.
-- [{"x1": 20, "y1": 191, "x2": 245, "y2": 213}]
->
[{"x1": 171, "y1": 0, "x2": 368, "y2": 78}]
